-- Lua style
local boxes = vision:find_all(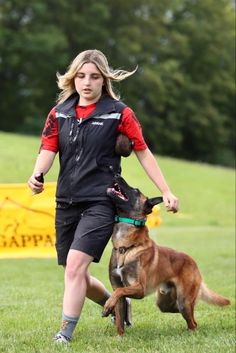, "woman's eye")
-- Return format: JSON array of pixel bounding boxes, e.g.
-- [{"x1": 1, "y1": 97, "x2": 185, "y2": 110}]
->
[
  {"x1": 92, "y1": 75, "x2": 100, "y2": 80},
  {"x1": 76, "y1": 74, "x2": 84, "y2": 78}
]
